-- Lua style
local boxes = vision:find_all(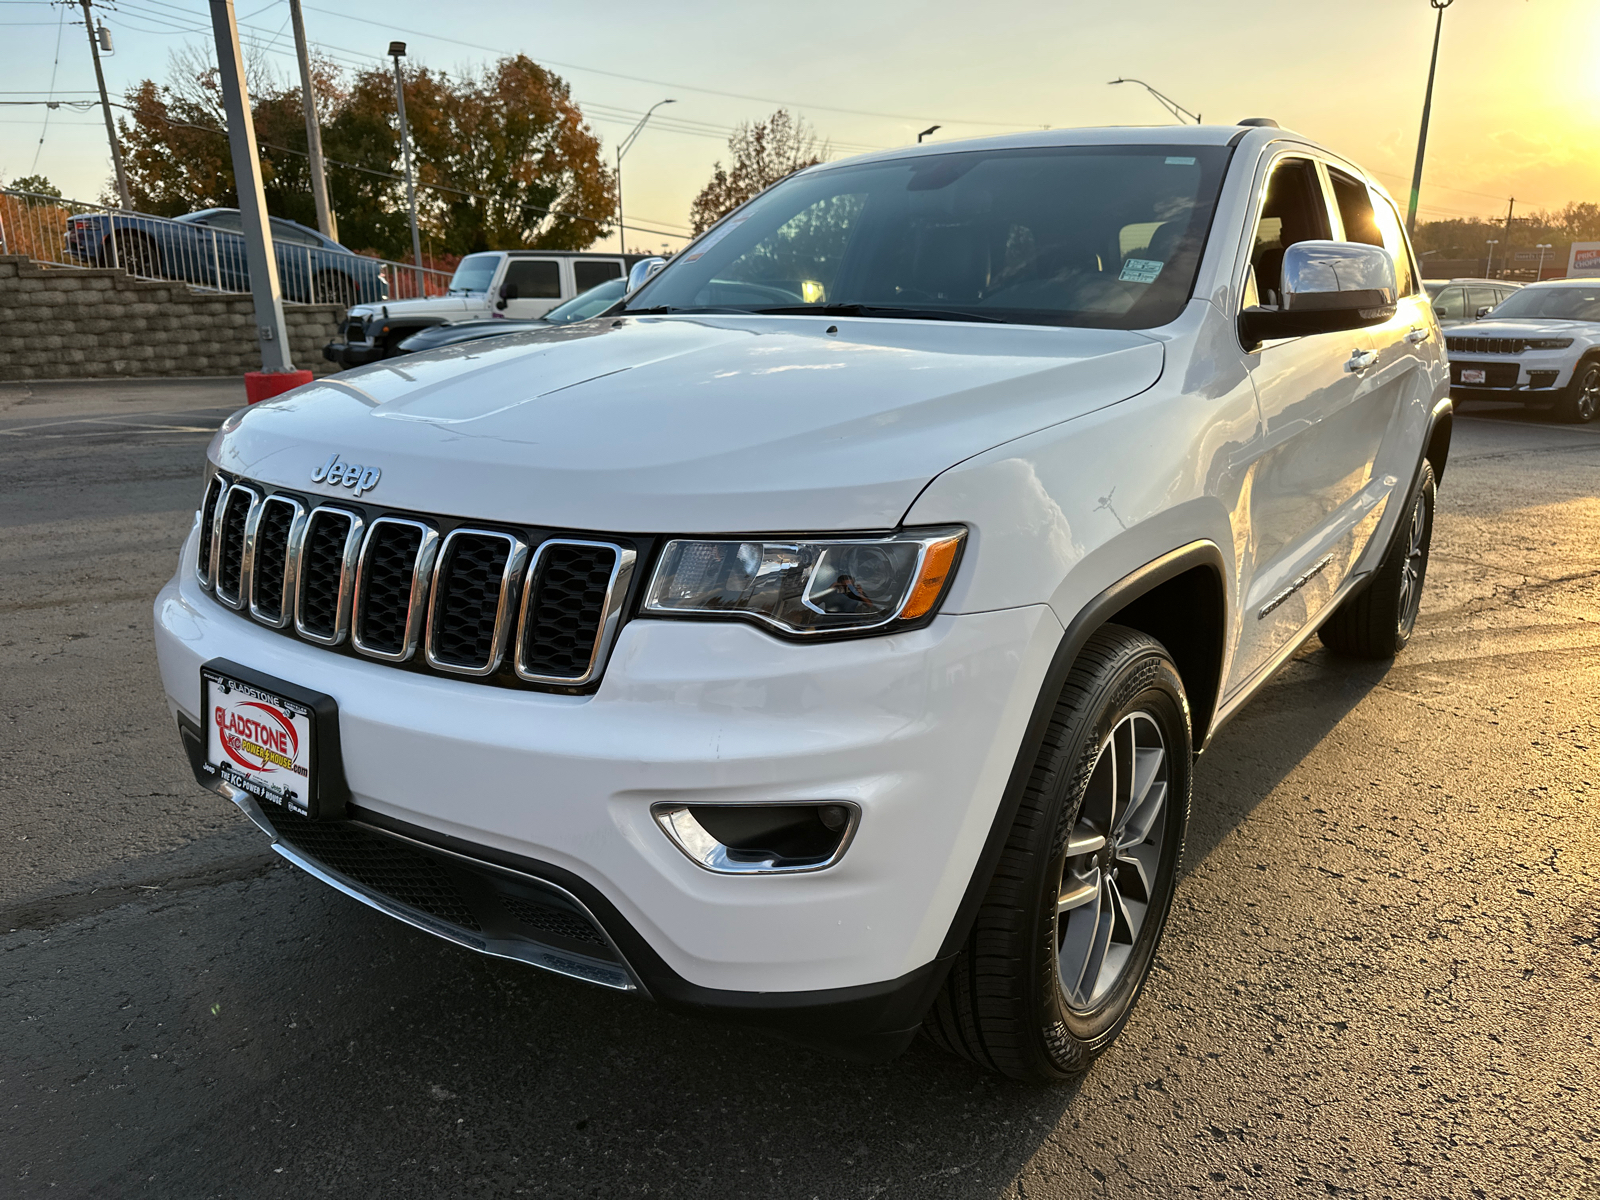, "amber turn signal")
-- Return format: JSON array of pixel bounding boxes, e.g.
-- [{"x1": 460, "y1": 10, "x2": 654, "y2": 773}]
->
[{"x1": 899, "y1": 533, "x2": 966, "y2": 620}]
